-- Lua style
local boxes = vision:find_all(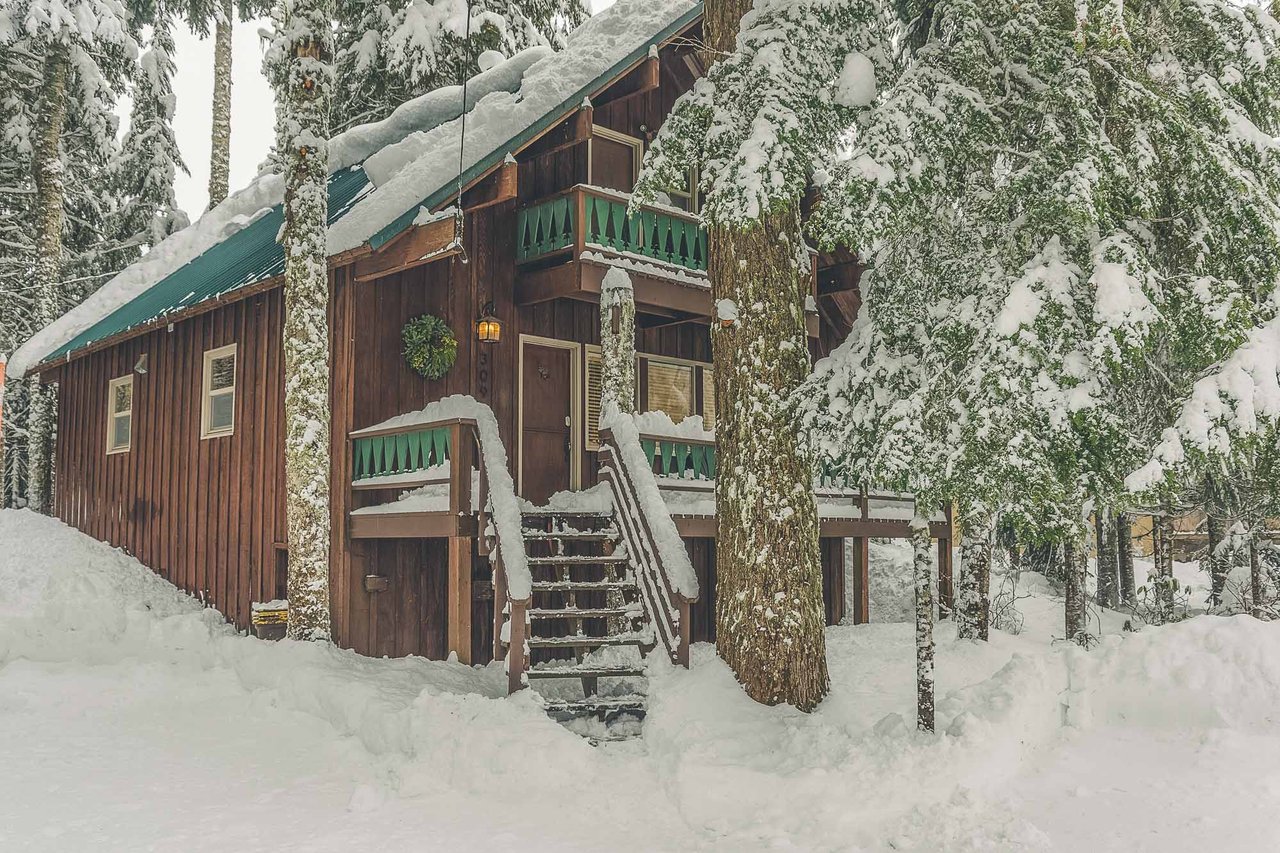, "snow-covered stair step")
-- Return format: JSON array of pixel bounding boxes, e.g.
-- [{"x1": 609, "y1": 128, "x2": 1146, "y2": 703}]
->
[
  {"x1": 543, "y1": 696, "x2": 647, "y2": 714},
  {"x1": 521, "y1": 509, "x2": 614, "y2": 520},
  {"x1": 526, "y1": 554, "x2": 628, "y2": 565},
  {"x1": 527, "y1": 635, "x2": 646, "y2": 649},
  {"x1": 530, "y1": 579, "x2": 637, "y2": 592},
  {"x1": 520, "y1": 529, "x2": 618, "y2": 541},
  {"x1": 527, "y1": 607, "x2": 636, "y2": 620},
  {"x1": 526, "y1": 663, "x2": 646, "y2": 679}
]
